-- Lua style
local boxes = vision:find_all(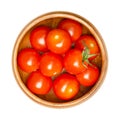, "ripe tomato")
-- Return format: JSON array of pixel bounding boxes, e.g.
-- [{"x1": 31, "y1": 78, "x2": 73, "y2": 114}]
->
[
  {"x1": 64, "y1": 49, "x2": 87, "y2": 75},
  {"x1": 26, "y1": 71, "x2": 52, "y2": 94},
  {"x1": 17, "y1": 48, "x2": 40, "y2": 73},
  {"x1": 53, "y1": 73, "x2": 80, "y2": 100},
  {"x1": 76, "y1": 65, "x2": 100, "y2": 86},
  {"x1": 30, "y1": 26, "x2": 50, "y2": 51},
  {"x1": 58, "y1": 19, "x2": 82, "y2": 42},
  {"x1": 39, "y1": 52, "x2": 63, "y2": 77},
  {"x1": 75, "y1": 35, "x2": 100, "y2": 59},
  {"x1": 46, "y1": 29, "x2": 72, "y2": 54}
]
